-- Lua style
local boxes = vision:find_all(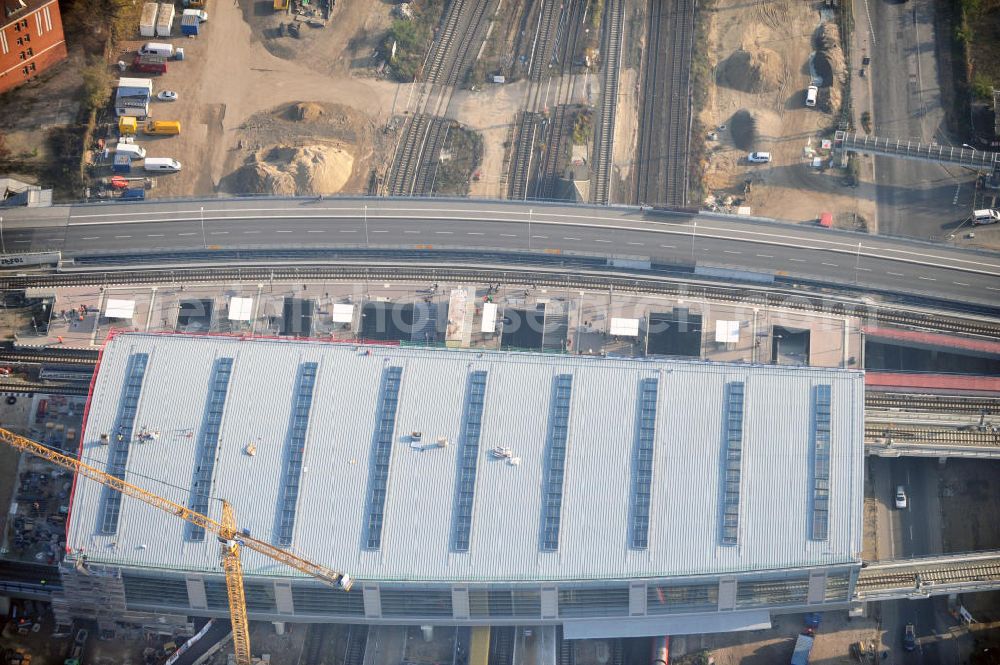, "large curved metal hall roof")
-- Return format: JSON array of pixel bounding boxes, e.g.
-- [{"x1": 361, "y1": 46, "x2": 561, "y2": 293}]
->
[{"x1": 67, "y1": 332, "x2": 864, "y2": 582}]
